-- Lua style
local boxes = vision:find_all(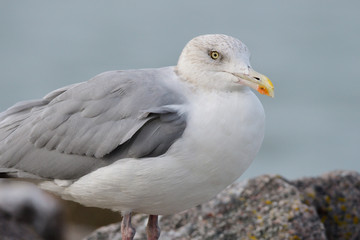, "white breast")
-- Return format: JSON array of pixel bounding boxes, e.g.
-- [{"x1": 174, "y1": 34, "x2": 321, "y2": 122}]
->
[{"x1": 179, "y1": 88, "x2": 265, "y2": 187}]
